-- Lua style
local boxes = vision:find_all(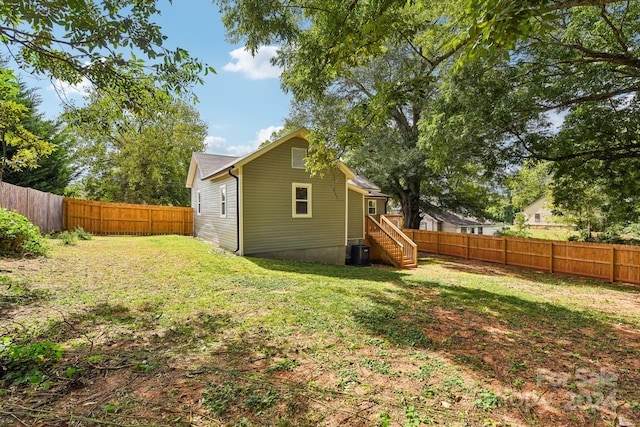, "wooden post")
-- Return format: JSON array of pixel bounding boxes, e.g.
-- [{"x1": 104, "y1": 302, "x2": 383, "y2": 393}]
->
[
  {"x1": 465, "y1": 234, "x2": 469, "y2": 259},
  {"x1": 435, "y1": 232, "x2": 439, "y2": 254},
  {"x1": 148, "y1": 207, "x2": 153, "y2": 235},
  {"x1": 503, "y1": 238, "x2": 507, "y2": 265},
  {"x1": 549, "y1": 241, "x2": 554, "y2": 273},
  {"x1": 610, "y1": 246, "x2": 615, "y2": 283},
  {"x1": 99, "y1": 203, "x2": 103, "y2": 235}
]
